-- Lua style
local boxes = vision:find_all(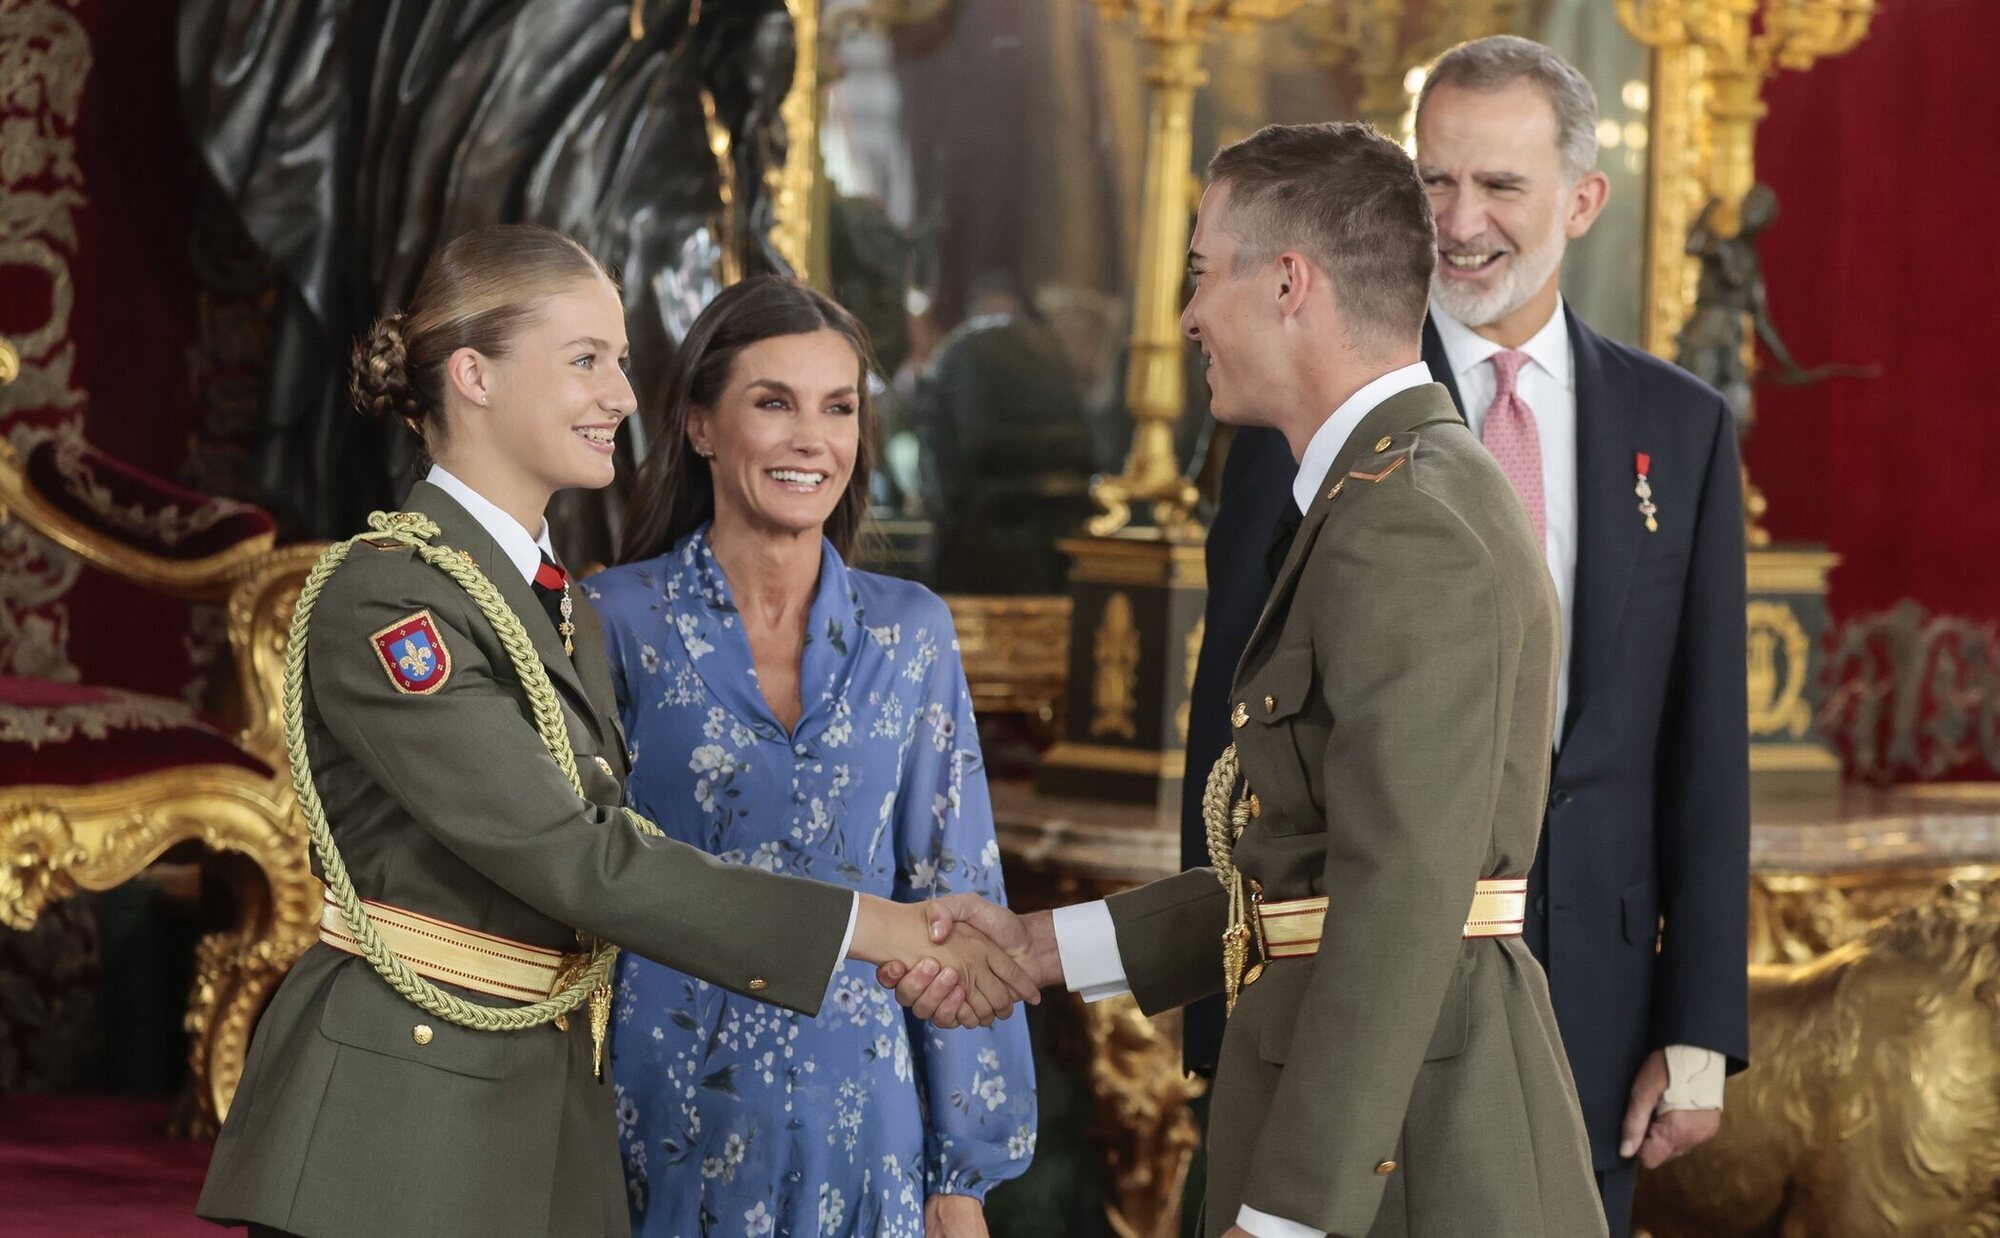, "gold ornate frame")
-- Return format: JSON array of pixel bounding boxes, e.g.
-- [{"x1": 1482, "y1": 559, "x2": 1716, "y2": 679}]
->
[
  {"x1": 1642, "y1": 44, "x2": 1709, "y2": 359},
  {"x1": 0, "y1": 432, "x2": 321, "y2": 1131}
]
